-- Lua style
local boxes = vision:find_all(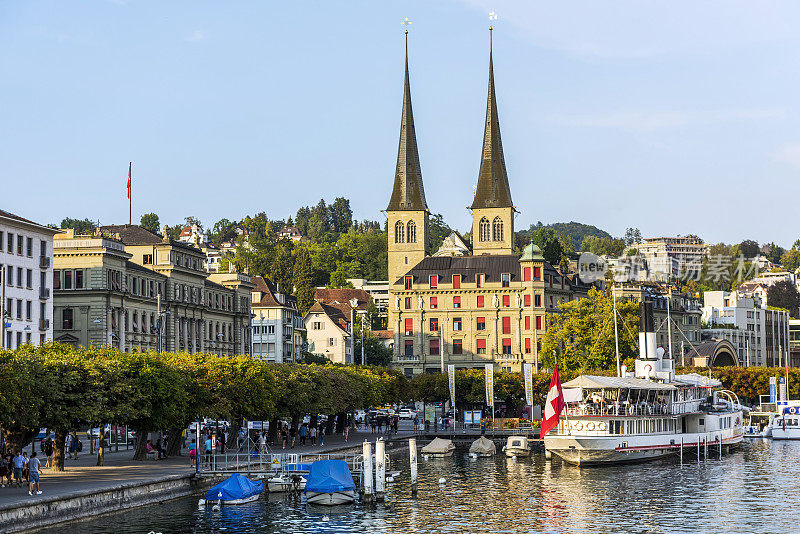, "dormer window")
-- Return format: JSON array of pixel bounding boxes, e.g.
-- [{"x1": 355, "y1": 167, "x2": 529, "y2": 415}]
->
[
  {"x1": 452, "y1": 274, "x2": 462, "y2": 289},
  {"x1": 429, "y1": 275, "x2": 438, "y2": 289},
  {"x1": 501, "y1": 273, "x2": 510, "y2": 288},
  {"x1": 476, "y1": 273, "x2": 485, "y2": 288},
  {"x1": 405, "y1": 276, "x2": 413, "y2": 290}
]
